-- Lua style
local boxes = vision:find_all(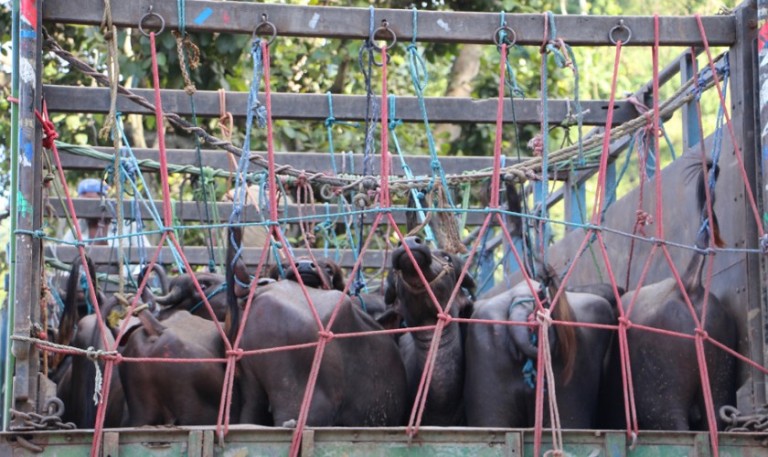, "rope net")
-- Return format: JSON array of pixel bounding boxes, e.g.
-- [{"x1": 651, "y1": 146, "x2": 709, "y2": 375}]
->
[{"x1": 18, "y1": 6, "x2": 767, "y2": 457}]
